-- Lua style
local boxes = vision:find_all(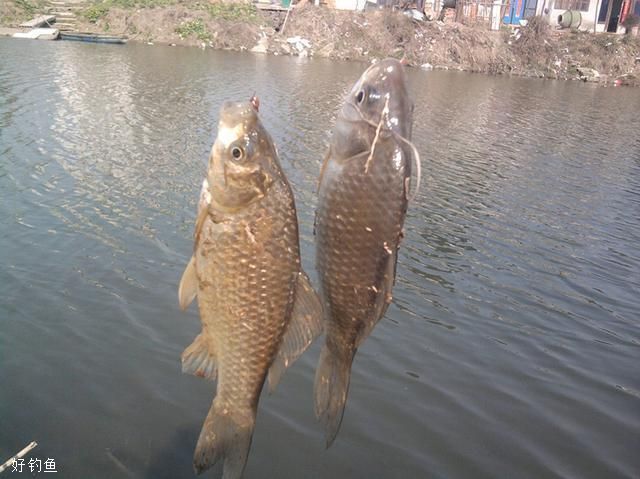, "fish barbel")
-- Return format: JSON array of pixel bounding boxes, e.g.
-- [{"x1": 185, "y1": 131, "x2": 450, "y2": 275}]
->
[
  {"x1": 179, "y1": 98, "x2": 323, "y2": 478},
  {"x1": 314, "y1": 58, "x2": 417, "y2": 447}
]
